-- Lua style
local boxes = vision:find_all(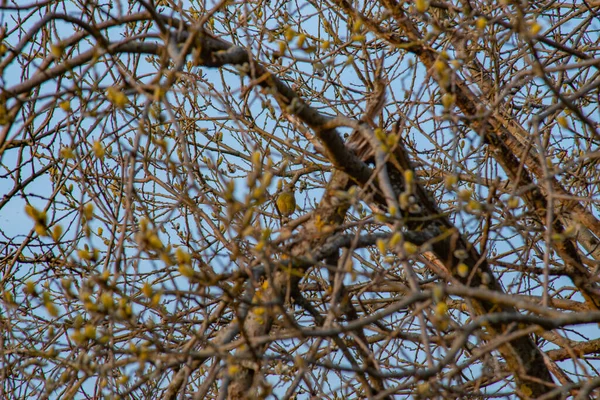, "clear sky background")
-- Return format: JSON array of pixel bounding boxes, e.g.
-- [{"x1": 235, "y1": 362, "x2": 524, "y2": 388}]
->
[{"x1": 1, "y1": 0, "x2": 599, "y2": 398}]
